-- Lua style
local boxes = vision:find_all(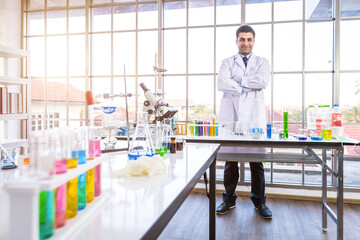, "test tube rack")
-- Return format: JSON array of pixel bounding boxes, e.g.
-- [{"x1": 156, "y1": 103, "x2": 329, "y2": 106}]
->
[{"x1": 5, "y1": 157, "x2": 109, "y2": 240}]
